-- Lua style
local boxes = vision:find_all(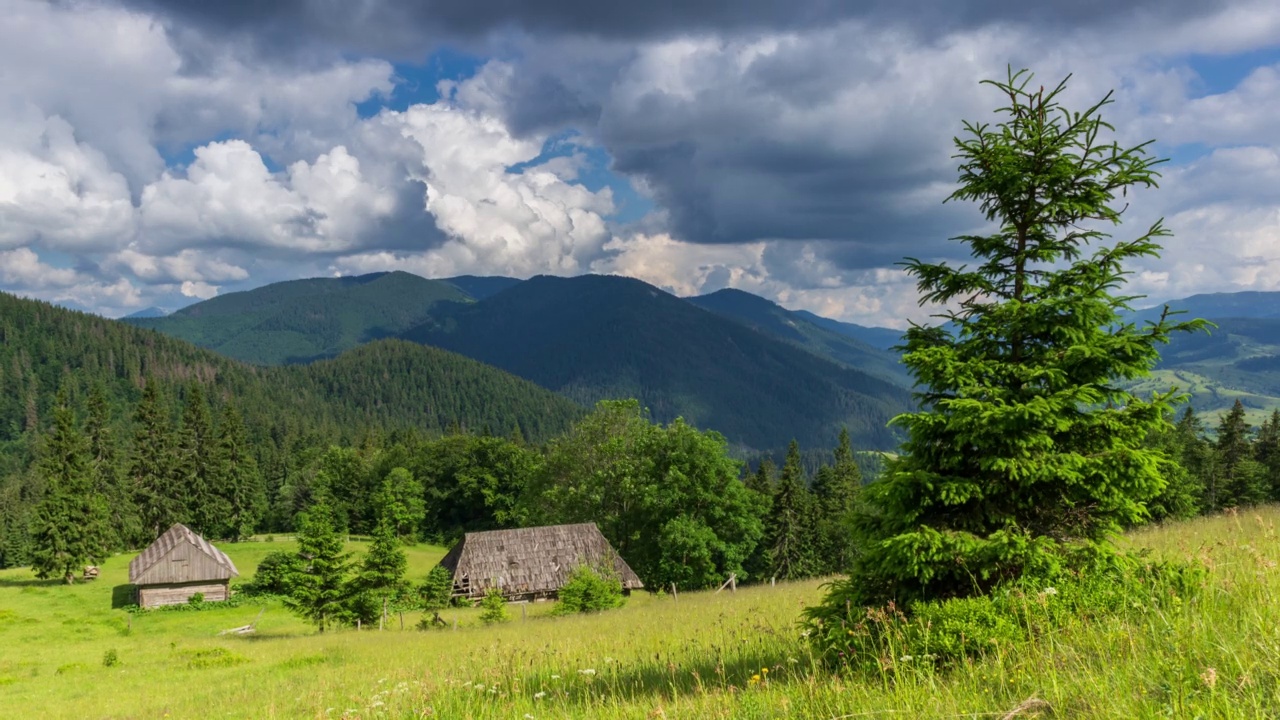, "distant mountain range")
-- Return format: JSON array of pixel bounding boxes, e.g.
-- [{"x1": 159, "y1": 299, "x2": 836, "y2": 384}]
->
[
  {"x1": 124, "y1": 306, "x2": 169, "y2": 319},
  {"x1": 119, "y1": 271, "x2": 1280, "y2": 447},
  {"x1": 125, "y1": 272, "x2": 912, "y2": 450}
]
